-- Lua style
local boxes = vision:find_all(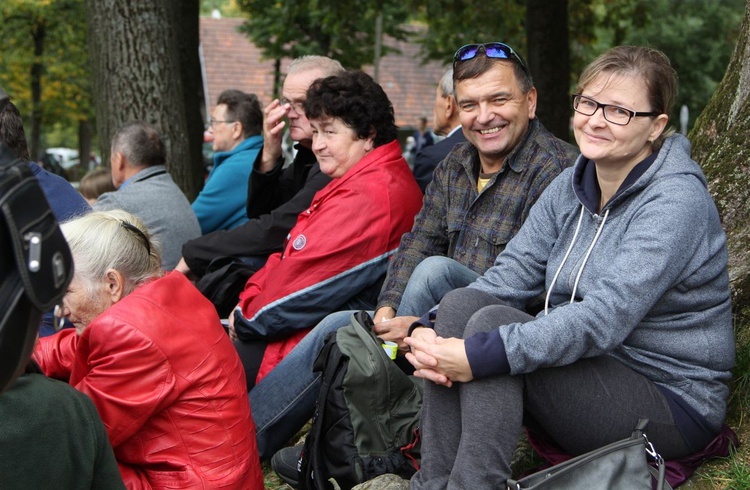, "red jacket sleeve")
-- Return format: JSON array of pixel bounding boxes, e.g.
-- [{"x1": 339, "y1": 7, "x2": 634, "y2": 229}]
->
[
  {"x1": 233, "y1": 184, "x2": 393, "y2": 340},
  {"x1": 33, "y1": 329, "x2": 79, "y2": 381}
]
